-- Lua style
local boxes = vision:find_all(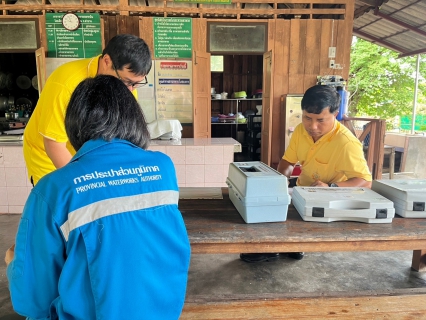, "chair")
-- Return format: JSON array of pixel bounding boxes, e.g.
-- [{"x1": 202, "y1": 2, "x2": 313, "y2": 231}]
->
[{"x1": 341, "y1": 116, "x2": 386, "y2": 180}]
